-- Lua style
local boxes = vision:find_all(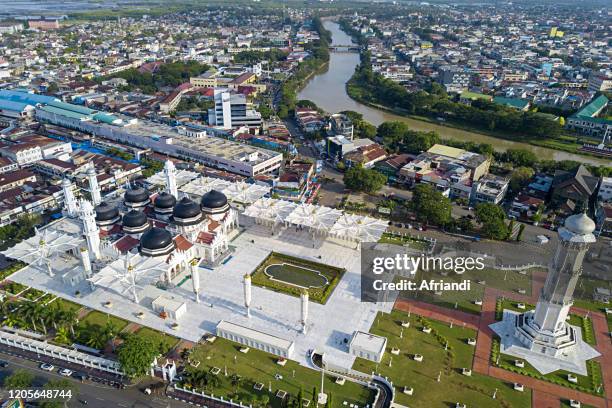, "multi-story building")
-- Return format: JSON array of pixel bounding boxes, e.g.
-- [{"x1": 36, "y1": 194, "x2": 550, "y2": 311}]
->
[
  {"x1": 438, "y1": 65, "x2": 471, "y2": 93},
  {"x1": 588, "y1": 74, "x2": 612, "y2": 92},
  {"x1": 566, "y1": 95, "x2": 612, "y2": 141},
  {"x1": 329, "y1": 113, "x2": 354, "y2": 140},
  {"x1": 0, "y1": 143, "x2": 42, "y2": 166},
  {"x1": 208, "y1": 90, "x2": 262, "y2": 129},
  {"x1": 470, "y1": 174, "x2": 509, "y2": 205}
]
